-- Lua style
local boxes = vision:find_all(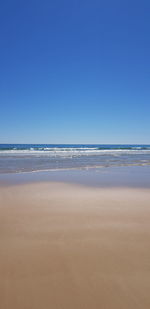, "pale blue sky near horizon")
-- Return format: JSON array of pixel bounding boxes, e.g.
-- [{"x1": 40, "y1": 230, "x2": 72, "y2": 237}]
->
[{"x1": 0, "y1": 0, "x2": 150, "y2": 144}]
